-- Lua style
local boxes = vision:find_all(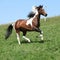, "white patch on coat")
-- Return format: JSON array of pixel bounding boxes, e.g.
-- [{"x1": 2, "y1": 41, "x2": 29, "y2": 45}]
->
[
  {"x1": 16, "y1": 33, "x2": 20, "y2": 45},
  {"x1": 12, "y1": 23, "x2": 15, "y2": 30},
  {"x1": 26, "y1": 18, "x2": 33, "y2": 26},
  {"x1": 26, "y1": 6, "x2": 38, "y2": 26}
]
